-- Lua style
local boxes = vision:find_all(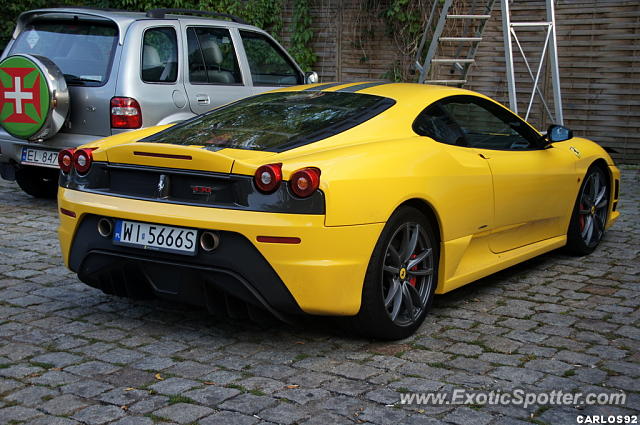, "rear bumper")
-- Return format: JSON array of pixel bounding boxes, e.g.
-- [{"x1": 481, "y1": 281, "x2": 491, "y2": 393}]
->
[
  {"x1": 0, "y1": 131, "x2": 104, "y2": 170},
  {"x1": 58, "y1": 188, "x2": 384, "y2": 316}
]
